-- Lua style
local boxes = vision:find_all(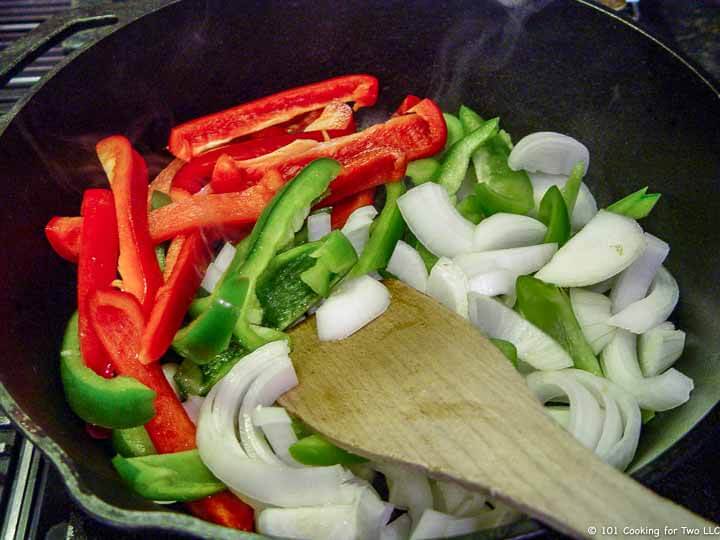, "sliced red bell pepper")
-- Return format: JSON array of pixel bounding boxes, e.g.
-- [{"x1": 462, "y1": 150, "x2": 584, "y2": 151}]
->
[
  {"x1": 330, "y1": 189, "x2": 376, "y2": 229},
  {"x1": 77, "y1": 189, "x2": 119, "y2": 377},
  {"x1": 393, "y1": 94, "x2": 422, "y2": 116},
  {"x1": 172, "y1": 129, "x2": 351, "y2": 194},
  {"x1": 149, "y1": 171, "x2": 283, "y2": 243},
  {"x1": 45, "y1": 215, "x2": 83, "y2": 263},
  {"x1": 140, "y1": 232, "x2": 214, "y2": 364},
  {"x1": 303, "y1": 101, "x2": 354, "y2": 131},
  {"x1": 210, "y1": 98, "x2": 445, "y2": 194},
  {"x1": 147, "y1": 159, "x2": 185, "y2": 205},
  {"x1": 96, "y1": 136, "x2": 163, "y2": 314},
  {"x1": 88, "y1": 288, "x2": 254, "y2": 531},
  {"x1": 168, "y1": 74, "x2": 378, "y2": 160}
]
